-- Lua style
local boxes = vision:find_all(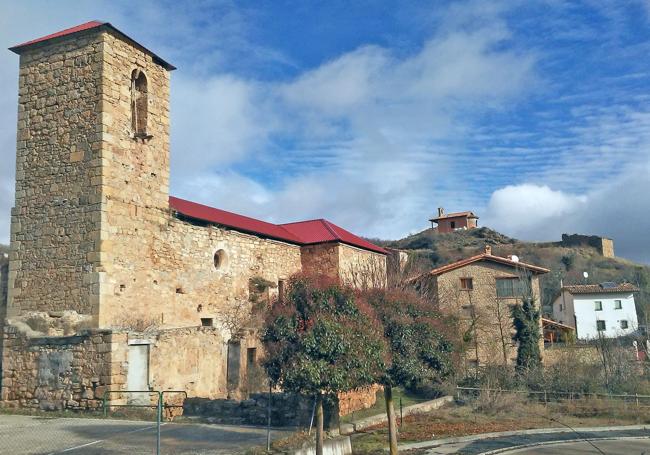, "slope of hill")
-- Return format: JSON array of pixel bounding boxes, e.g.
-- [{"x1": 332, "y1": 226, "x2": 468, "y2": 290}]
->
[
  {"x1": 377, "y1": 227, "x2": 650, "y2": 321},
  {"x1": 0, "y1": 244, "x2": 8, "y2": 268}
]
